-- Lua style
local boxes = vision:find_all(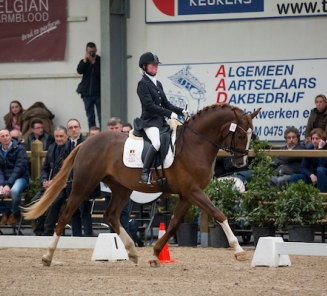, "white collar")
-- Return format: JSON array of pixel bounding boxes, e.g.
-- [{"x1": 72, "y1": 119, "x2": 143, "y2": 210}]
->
[{"x1": 145, "y1": 73, "x2": 157, "y2": 86}]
